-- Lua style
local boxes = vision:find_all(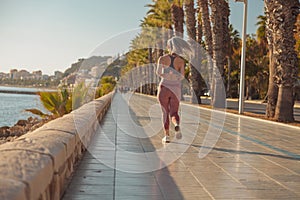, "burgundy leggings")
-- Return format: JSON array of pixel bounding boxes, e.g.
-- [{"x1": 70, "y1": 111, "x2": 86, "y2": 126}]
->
[{"x1": 158, "y1": 85, "x2": 180, "y2": 130}]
